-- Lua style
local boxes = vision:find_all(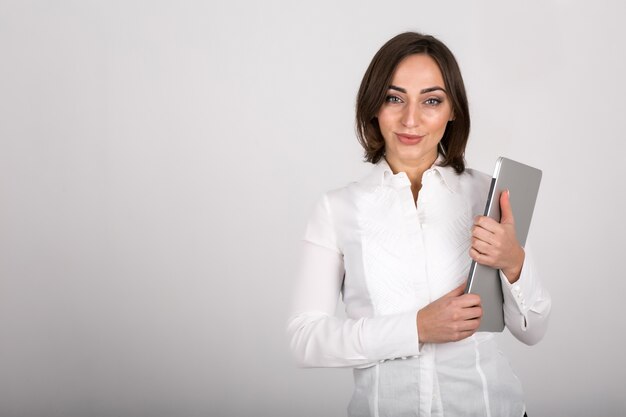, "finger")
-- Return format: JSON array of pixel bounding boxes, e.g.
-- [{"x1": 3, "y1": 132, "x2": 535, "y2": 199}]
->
[
  {"x1": 456, "y1": 293, "x2": 481, "y2": 308},
  {"x1": 456, "y1": 317, "x2": 481, "y2": 333},
  {"x1": 499, "y1": 190, "x2": 515, "y2": 225},
  {"x1": 473, "y1": 215, "x2": 500, "y2": 233},
  {"x1": 453, "y1": 305, "x2": 483, "y2": 323},
  {"x1": 471, "y1": 225, "x2": 496, "y2": 245},
  {"x1": 469, "y1": 246, "x2": 481, "y2": 262},
  {"x1": 462, "y1": 306, "x2": 483, "y2": 320},
  {"x1": 456, "y1": 329, "x2": 479, "y2": 340},
  {"x1": 471, "y1": 238, "x2": 493, "y2": 256},
  {"x1": 469, "y1": 247, "x2": 496, "y2": 267},
  {"x1": 460, "y1": 316, "x2": 481, "y2": 329}
]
